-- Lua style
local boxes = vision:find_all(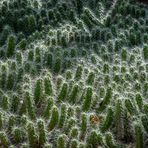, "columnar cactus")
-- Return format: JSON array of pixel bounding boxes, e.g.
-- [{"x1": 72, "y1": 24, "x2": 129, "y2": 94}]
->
[
  {"x1": 70, "y1": 139, "x2": 79, "y2": 148},
  {"x1": 12, "y1": 127, "x2": 23, "y2": 144},
  {"x1": 34, "y1": 78, "x2": 43, "y2": 105},
  {"x1": 54, "y1": 57, "x2": 61, "y2": 73},
  {"x1": 0, "y1": 25, "x2": 11, "y2": 46},
  {"x1": 0, "y1": 111, "x2": 3, "y2": 130},
  {"x1": 6, "y1": 35, "x2": 16, "y2": 58},
  {"x1": 0, "y1": 131, "x2": 9, "y2": 148},
  {"x1": 0, "y1": 0, "x2": 148, "y2": 147},
  {"x1": 69, "y1": 84, "x2": 79, "y2": 104},
  {"x1": 75, "y1": 66, "x2": 83, "y2": 81},
  {"x1": 70, "y1": 127, "x2": 79, "y2": 139},
  {"x1": 76, "y1": 0, "x2": 83, "y2": 16},
  {"x1": 18, "y1": 39, "x2": 27, "y2": 50},
  {"x1": 58, "y1": 103, "x2": 67, "y2": 128},
  {"x1": 141, "y1": 115, "x2": 148, "y2": 134},
  {"x1": 57, "y1": 83, "x2": 68, "y2": 102},
  {"x1": 82, "y1": 87, "x2": 93, "y2": 111},
  {"x1": 8, "y1": 115, "x2": 15, "y2": 131},
  {"x1": 134, "y1": 123, "x2": 144, "y2": 148},
  {"x1": 57, "y1": 134, "x2": 66, "y2": 148},
  {"x1": 27, "y1": 122, "x2": 38, "y2": 147},
  {"x1": 114, "y1": 99, "x2": 124, "y2": 140},
  {"x1": 6, "y1": 72, "x2": 15, "y2": 90},
  {"x1": 101, "y1": 107, "x2": 114, "y2": 132},
  {"x1": 86, "y1": 130, "x2": 99, "y2": 148},
  {"x1": 124, "y1": 99, "x2": 135, "y2": 115},
  {"x1": 135, "y1": 93, "x2": 143, "y2": 111},
  {"x1": 105, "y1": 132, "x2": 117, "y2": 148},
  {"x1": 37, "y1": 119, "x2": 46, "y2": 147},
  {"x1": 98, "y1": 87, "x2": 112, "y2": 112},
  {"x1": 25, "y1": 91, "x2": 36, "y2": 120},
  {"x1": 44, "y1": 77, "x2": 53, "y2": 96},
  {"x1": 143, "y1": 45, "x2": 148, "y2": 60},
  {"x1": 86, "y1": 71, "x2": 95, "y2": 85},
  {"x1": 121, "y1": 48, "x2": 127, "y2": 61},
  {"x1": 48, "y1": 106, "x2": 59, "y2": 130},
  {"x1": 2, "y1": 95, "x2": 9, "y2": 111}
]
